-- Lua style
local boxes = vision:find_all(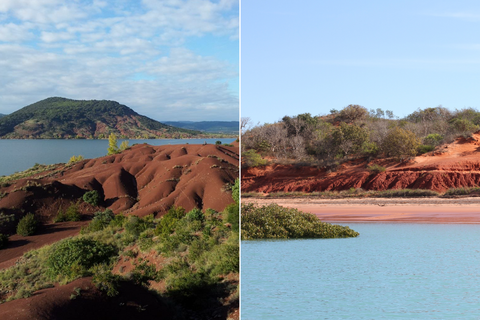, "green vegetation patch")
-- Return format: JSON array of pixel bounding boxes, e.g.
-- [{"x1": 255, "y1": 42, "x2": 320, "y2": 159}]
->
[
  {"x1": 82, "y1": 190, "x2": 101, "y2": 206},
  {"x1": 443, "y1": 186, "x2": 480, "y2": 197},
  {"x1": 46, "y1": 238, "x2": 117, "y2": 280},
  {"x1": 241, "y1": 203, "x2": 359, "y2": 239},
  {"x1": 16, "y1": 213, "x2": 38, "y2": 236}
]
